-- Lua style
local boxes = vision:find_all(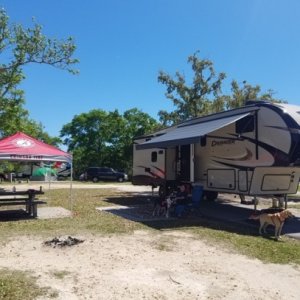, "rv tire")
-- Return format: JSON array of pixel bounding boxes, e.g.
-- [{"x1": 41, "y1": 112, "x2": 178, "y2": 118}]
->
[{"x1": 205, "y1": 191, "x2": 218, "y2": 201}]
